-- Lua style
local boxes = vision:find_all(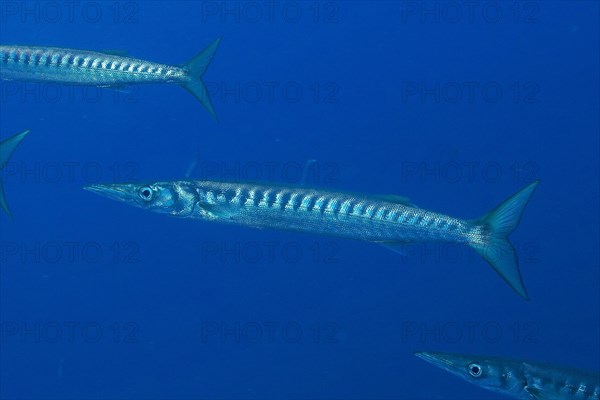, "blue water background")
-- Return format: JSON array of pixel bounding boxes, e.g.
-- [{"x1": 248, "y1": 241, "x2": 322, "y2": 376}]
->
[{"x1": 1, "y1": 1, "x2": 599, "y2": 399}]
